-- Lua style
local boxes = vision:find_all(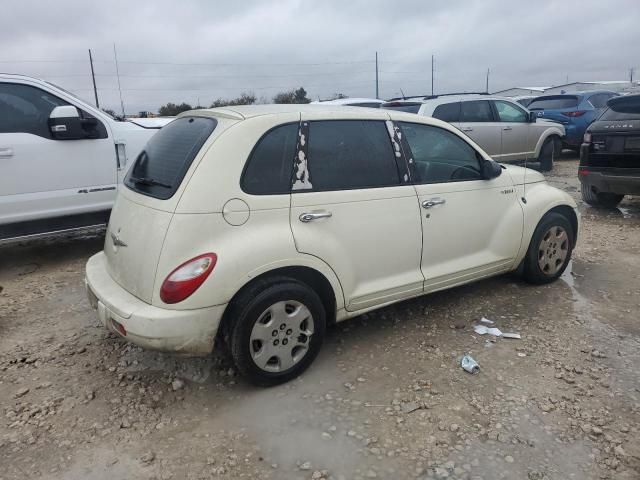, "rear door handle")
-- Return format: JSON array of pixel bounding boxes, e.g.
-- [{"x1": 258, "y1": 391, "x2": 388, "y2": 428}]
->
[
  {"x1": 0, "y1": 148, "x2": 14, "y2": 158},
  {"x1": 299, "y1": 211, "x2": 332, "y2": 222},
  {"x1": 503, "y1": 126, "x2": 513, "y2": 131},
  {"x1": 422, "y1": 198, "x2": 446, "y2": 209}
]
